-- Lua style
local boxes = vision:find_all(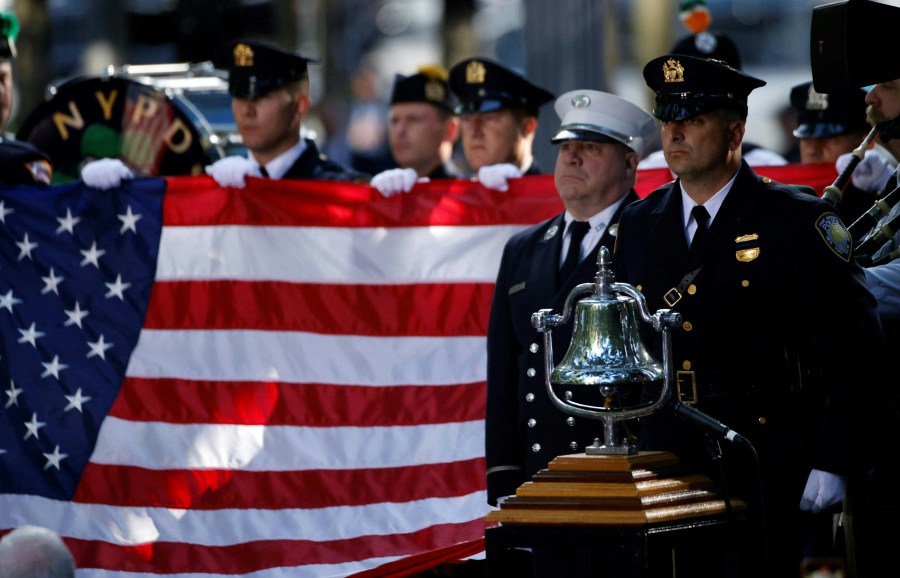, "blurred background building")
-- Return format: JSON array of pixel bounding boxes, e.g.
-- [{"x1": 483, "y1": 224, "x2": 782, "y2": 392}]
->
[{"x1": 4, "y1": 0, "x2": 827, "y2": 174}]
